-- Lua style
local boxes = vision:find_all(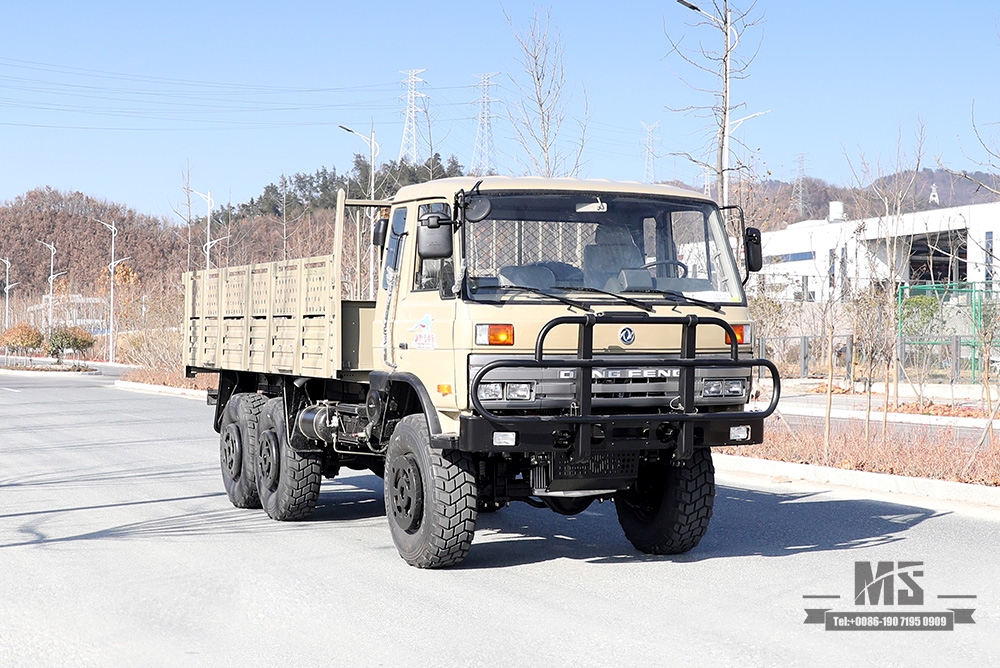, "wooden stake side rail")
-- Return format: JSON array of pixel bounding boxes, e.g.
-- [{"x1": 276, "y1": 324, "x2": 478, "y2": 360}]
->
[{"x1": 184, "y1": 254, "x2": 343, "y2": 378}]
